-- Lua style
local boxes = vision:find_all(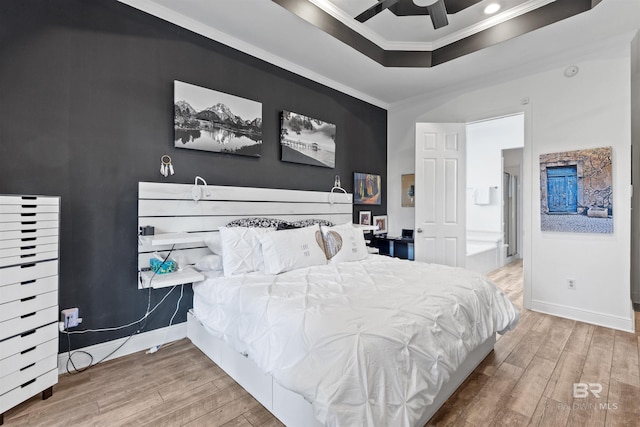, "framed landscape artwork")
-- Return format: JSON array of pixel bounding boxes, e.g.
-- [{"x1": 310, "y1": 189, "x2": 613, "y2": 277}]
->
[
  {"x1": 280, "y1": 111, "x2": 336, "y2": 168},
  {"x1": 174, "y1": 80, "x2": 263, "y2": 157},
  {"x1": 354, "y1": 173, "x2": 381, "y2": 205}
]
